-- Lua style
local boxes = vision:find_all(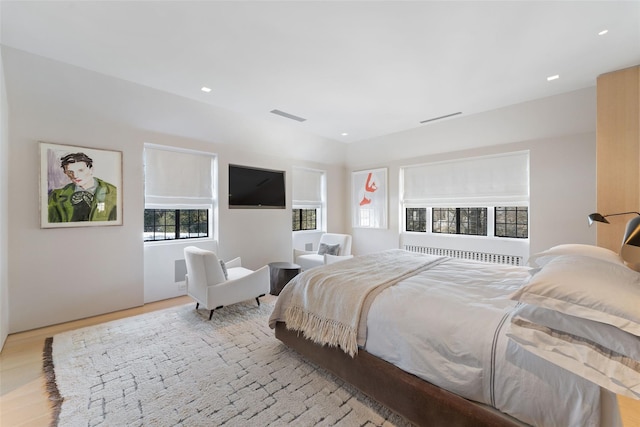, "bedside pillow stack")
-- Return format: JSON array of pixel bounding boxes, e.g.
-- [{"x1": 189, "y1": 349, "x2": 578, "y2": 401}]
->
[{"x1": 507, "y1": 244, "x2": 640, "y2": 398}]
